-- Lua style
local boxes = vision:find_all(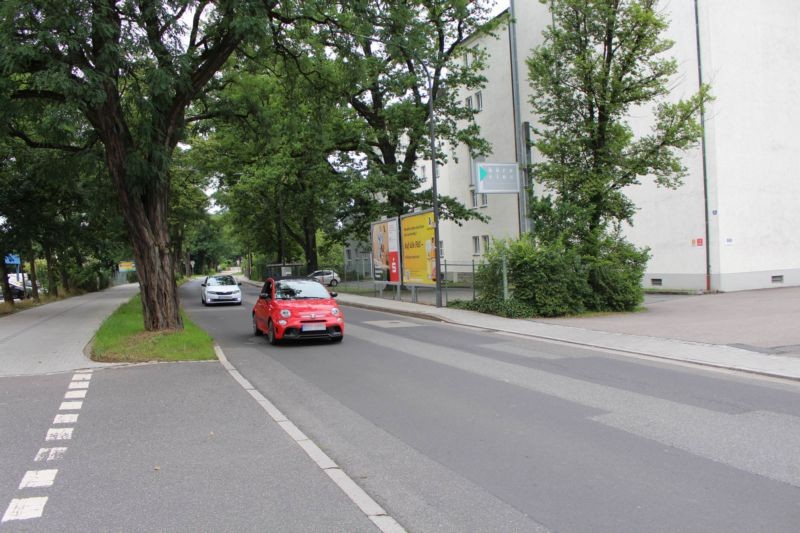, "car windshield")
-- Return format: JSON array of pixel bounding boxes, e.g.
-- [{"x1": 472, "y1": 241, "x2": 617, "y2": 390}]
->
[
  {"x1": 275, "y1": 279, "x2": 330, "y2": 300},
  {"x1": 208, "y1": 276, "x2": 236, "y2": 286}
]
